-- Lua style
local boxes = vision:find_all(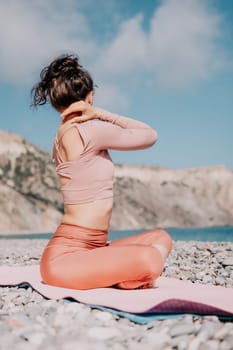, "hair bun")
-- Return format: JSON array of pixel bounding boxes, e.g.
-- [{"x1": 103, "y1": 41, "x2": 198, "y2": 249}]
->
[
  {"x1": 51, "y1": 55, "x2": 81, "y2": 79},
  {"x1": 31, "y1": 54, "x2": 94, "y2": 110}
]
